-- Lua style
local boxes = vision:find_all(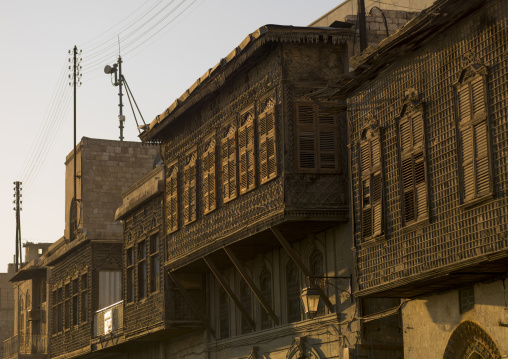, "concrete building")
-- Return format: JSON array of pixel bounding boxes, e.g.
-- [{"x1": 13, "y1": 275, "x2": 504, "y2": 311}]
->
[
  {"x1": 338, "y1": 0, "x2": 508, "y2": 357},
  {"x1": 0, "y1": 264, "x2": 16, "y2": 359}
]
